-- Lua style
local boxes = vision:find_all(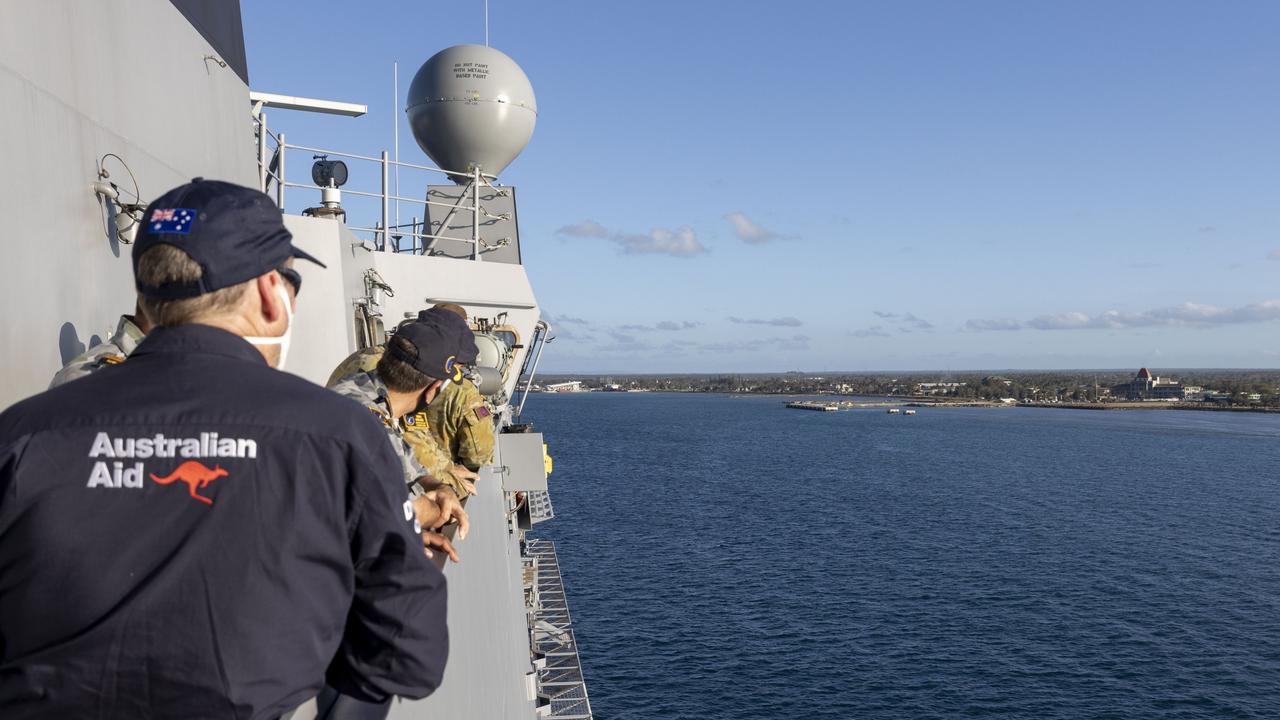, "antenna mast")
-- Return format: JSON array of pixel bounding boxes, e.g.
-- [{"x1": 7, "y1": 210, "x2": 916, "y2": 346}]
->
[
  {"x1": 485, "y1": 0, "x2": 490, "y2": 46},
  {"x1": 393, "y1": 62, "x2": 400, "y2": 238}
]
